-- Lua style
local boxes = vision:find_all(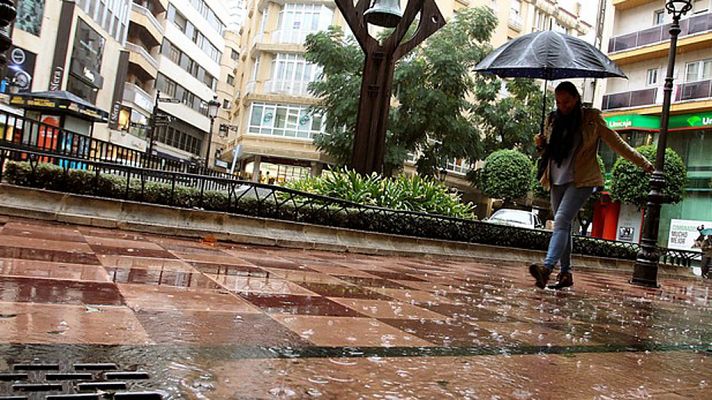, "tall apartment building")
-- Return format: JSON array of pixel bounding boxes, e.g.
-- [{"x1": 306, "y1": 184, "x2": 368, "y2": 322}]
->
[
  {"x1": 115, "y1": 0, "x2": 228, "y2": 165},
  {"x1": 222, "y1": 0, "x2": 590, "y2": 184},
  {"x1": 599, "y1": 0, "x2": 712, "y2": 245},
  {"x1": 4, "y1": 0, "x2": 131, "y2": 139}
]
